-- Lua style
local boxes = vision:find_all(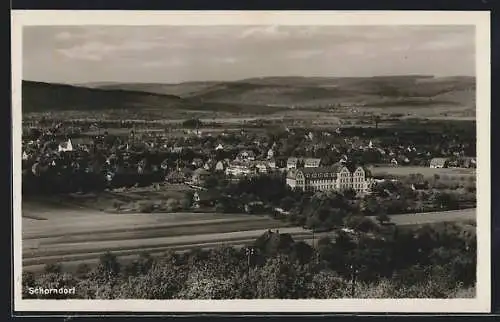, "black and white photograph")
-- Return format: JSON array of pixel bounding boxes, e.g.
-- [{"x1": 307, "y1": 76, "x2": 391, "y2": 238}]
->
[{"x1": 12, "y1": 11, "x2": 491, "y2": 313}]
